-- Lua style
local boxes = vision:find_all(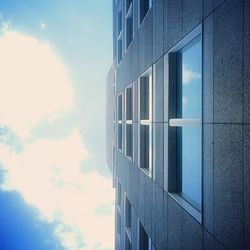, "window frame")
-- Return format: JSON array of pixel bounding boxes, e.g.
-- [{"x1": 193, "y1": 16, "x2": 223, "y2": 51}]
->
[
  {"x1": 167, "y1": 24, "x2": 203, "y2": 223},
  {"x1": 125, "y1": 84, "x2": 133, "y2": 159},
  {"x1": 138, "y1": 67, "x2": 153, "y2": 177},
  {"x1": 117, "y1": 1, "x2": 123, "y2": 64},
  {"x1": 124, "y1": 194, "x2": 132, "y2": 250},
  {"x1": 125, "y1": 0, "x2": 134, "y2": 51},
  {"x1": 117, "y1": 92, "x2": 123, "y2": 152},
  {"x1": 138, "y1": 0, "x2": 154, "y2": 27},
  {"x1": 138, "y1": 220, "x2": 155, "y2": 250}
]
